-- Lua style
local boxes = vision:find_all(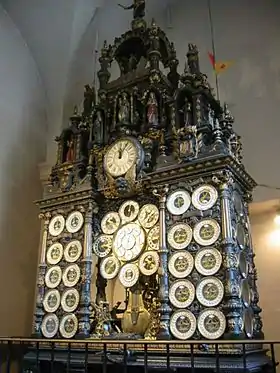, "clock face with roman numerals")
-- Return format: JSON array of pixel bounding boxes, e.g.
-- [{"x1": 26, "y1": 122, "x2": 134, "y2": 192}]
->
[{"x1": 104, "y1": 138, "x2": 138, "y2": 177}]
